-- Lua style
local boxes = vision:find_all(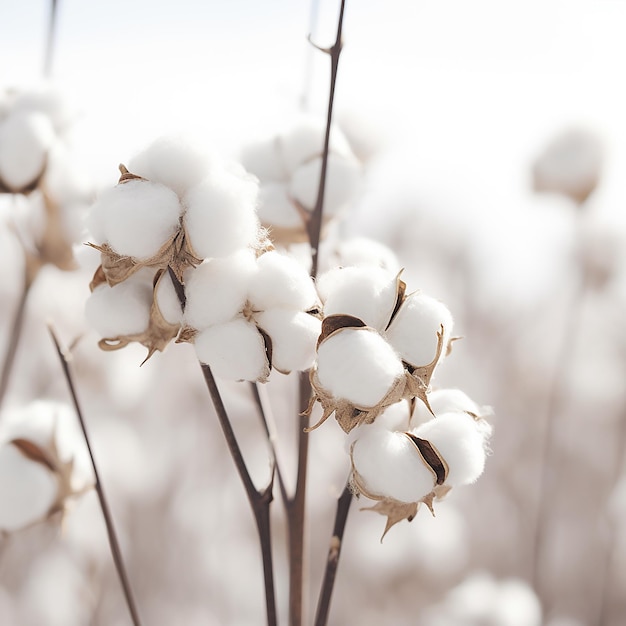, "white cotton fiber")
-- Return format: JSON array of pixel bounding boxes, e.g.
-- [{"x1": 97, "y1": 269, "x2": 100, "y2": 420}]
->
[
  {"x1": 0, "y1": 111, "x2": 55, "y2": 191},
  {"x1": 385, "y1": 292, "x2": 453, "y2": 367},
  {"x1": 319, "y1": 266, "x2": 398, "y2": 331},
  {"x1": 279, "y1": 119, "x2": 352, "y2": 174},
  {"x1": 255, "y1": 310, "x2": 321, "y2": 373},
  {"x1": 316, "y1": 328, "x2": 404, "y2": 407},
  {"x1": 335, "y1": 237, "x2": 400, "y2": 273},
  {"x1": 87, "y1": 179, "x2": 182, "y2": 259},
  {"x1": 429, "y1": 389, "x2": 482, "y2": 417},
  {"x1": 154, "y1": 271, "x2": 183, "y2": 325},
  {"x1": 128, "y1": 137, "x2": 211, "y2": 197},
  {"x1": 414, "y1": 413, "x2": 488, "y2": 486},
  {"x1": 289, "y1": 153, "x2": 360, "y2": 214},
  {"x1": 492, "y1": 579, "x2": 542, "y2": 626},
  {"x1": 85, "y1": 271, "x2": 154, "y2": 338},
  {"x1": 13, "y1": 86, "x2": 72, "y2": 134},
  {"x1": 257, "y1": 182, "x2": 301, "y2": 228},
  {"x1": 240, "y1": 137, "x2": 285, "y2": 182},
  {"x1": 0, "y1": 443, "x2": 57, "y2": 532},
  {"x1": 194, "y1": 318, "x2": 269, "y2": 382},
  {"x1": 248, "y1": 250, "x2": 318, "y2": 312},
  {"x1": 351, "y1": 429, "x2": 435, "y2": 503},
  {"x1": 183, "y1": 166, "x2": 260, "y2": 259},
  {"x1": 184, "y1": 250, "x2": 257, "y2": 329}
]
